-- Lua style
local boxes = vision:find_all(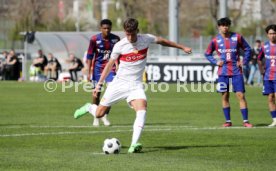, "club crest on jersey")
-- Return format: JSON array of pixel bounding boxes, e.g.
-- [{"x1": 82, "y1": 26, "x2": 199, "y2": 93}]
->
[
  {"x1": 133, "y1": 49, "x2": 139, "y2": 54},
  {"x1": 100, "y1": 98, "x2": 106, "y2": 103}
]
